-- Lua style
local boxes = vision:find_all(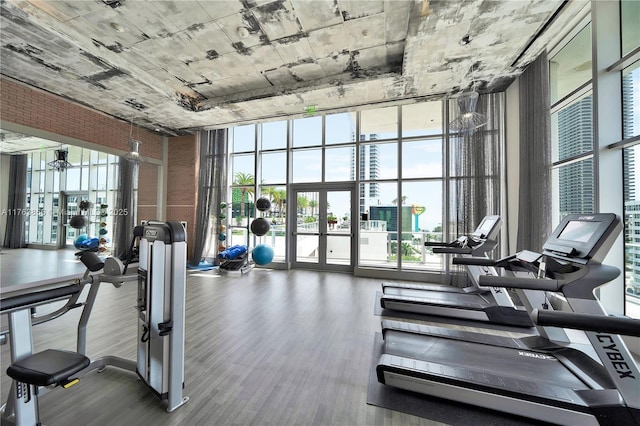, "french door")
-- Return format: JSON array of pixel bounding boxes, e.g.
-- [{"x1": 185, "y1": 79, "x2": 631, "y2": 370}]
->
[{"x1": 290, "y1": 183, "x2": 356, "y2": 272}]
